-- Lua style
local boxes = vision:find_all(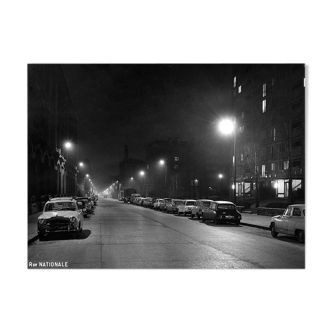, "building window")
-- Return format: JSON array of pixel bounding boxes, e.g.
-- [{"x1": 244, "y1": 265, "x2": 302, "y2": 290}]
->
[
  {"x1": 271, "y1": 162, "x2": 276, "y2": 171},
  {"x1": 174, "y1": 157, "x2": 179, "y2": 161},
  {"x1": 262, "y1": 164, "x2": 266, "y2": 177},
  {"x1": 238, "y1": 85, "x2": 242, "y2": 93},
  {"x1": 174, "y1": 165, "x2": 179, "y2": 169},
  {"x1": 278, "y1": 161, "x2": 283, "y2": 170},
  {"x1": 284, "y1": 160, "x2": 289, "y2": 170},
  {"x1": 263, "y1": 83, "x2": 266, "y2": 97},
  {"x1": 262, "y1": 99, "x2": 266, "y2": 113},
  {"x1": 291, "y1": 140, "x2": 302, "y2": 149},
  {"x1": 241, "y1": 154, "x2": 244, "y2": 161},
  {"x1": 233, "y1": 76, "x2": 237, "y2": 88}
]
